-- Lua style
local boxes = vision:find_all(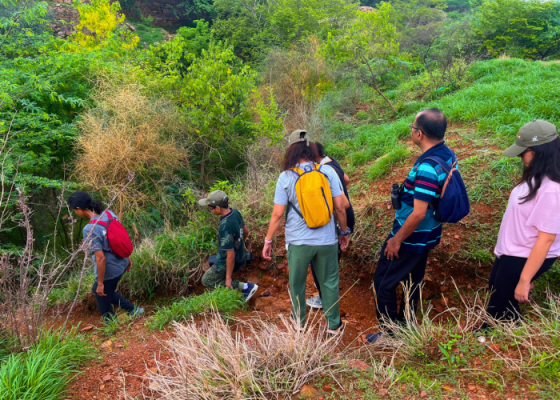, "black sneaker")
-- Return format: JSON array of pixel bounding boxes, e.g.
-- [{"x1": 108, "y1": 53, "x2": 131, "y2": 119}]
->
[{"x1": 241, "y1": 282, "x2": 258, "y2": 302}]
